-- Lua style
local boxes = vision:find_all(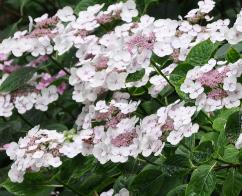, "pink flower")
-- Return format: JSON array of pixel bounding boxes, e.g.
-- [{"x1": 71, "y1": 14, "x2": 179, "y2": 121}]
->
[
  {"x1": 29, "y1": 55, "x2": 49, "y2": 67},
  {"x1": 36, "y1": 73, "x2": 55, "y2": 90},
  {"x1": 0, "y1": 53, "x2": 7, "y2": 61},
  {"x1": 57, "y1": 82, "x2": 67, "y2": 94},
  {"x1": 56, "y1": 70, "x2": 67, "y2": 78},
  {"x1": 197, "y1": 68, "x2": 228, "y2": 88},
  {"x1": 111, "y1": 131, "x2": 137, "y2": 147},
  {"x1": 3, "y1": 143, "x2": 10, "y2": 149},
  {"x1": 207, "y1": 88, "x2": 228, "y2": 100},
  {"x1": 127, "y1": 33, "x2": 155, "y2": 53}
]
